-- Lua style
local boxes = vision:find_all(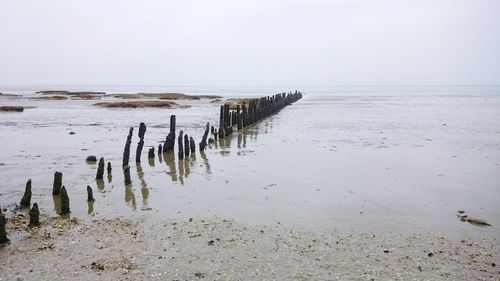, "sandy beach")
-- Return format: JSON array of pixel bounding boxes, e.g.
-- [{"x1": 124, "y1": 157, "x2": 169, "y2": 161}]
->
[{"x1": 1, "y1": 214, "x2": 498, "y2": 280}]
